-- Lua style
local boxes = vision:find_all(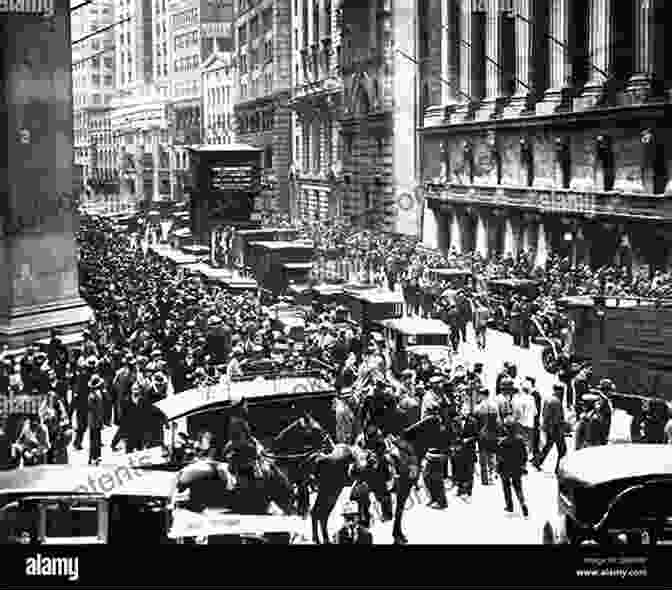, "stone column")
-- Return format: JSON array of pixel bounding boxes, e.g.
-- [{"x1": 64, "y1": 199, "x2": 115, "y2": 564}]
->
[
  {"x1": 575, "y1": 0, "x2": 612, "y2": 110},
  {"x1": 456, "y1": 0, "x2": 474, "y2": 119},
  {"x1": 503, "y1": 0, "x2": 534, "y2": 116},
  {"x1": 442, "y1": 0, "x2": 460, "y2": 106},
  {"x1": 521, "y1": 222, "x2": 532, "y2": 253},
  {"x1": 503, "y1": 217, "x2": 517, "y2": 257},
  {"x1": 477, "y1": 0, "x2": 503, "y2": 119},
  {"x1": 625, "y1": 0, "x2": 656, "y2": 104},
  {"x1": 536, "y1": 0, "x2": 572, "y2": 114},
  {"x1": 475, "y1": 212, "x2": 489, "y2": 258},
  {"x1": 0, "y1": 2, "x2": 94, "y2": 347},
  {"x1": 423, "y1": 205, "x2": 440, "y2": 250},
  {"x1": 535, "y1": 221, "x2": 549, "y2": 267},
  {"x1": 449, "y1": 211, "x2": 463, "y2": 253},
  {"x1": 152, "y1": 133, "x2": 160, "y2": 203}
]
